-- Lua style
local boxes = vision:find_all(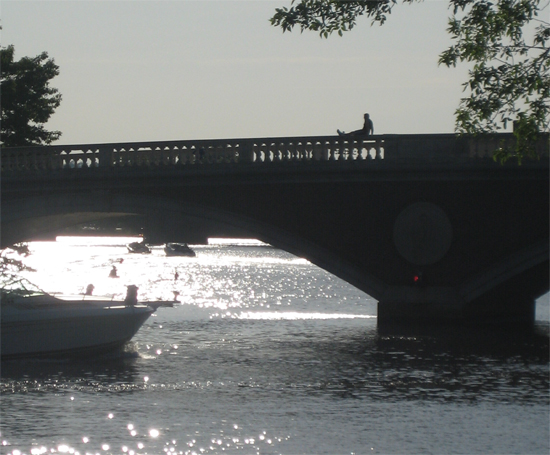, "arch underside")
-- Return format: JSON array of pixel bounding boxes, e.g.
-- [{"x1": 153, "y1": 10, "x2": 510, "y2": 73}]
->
[{"x1": 3, "y1": 193, "x2": 548, "y2": 313}]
